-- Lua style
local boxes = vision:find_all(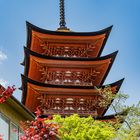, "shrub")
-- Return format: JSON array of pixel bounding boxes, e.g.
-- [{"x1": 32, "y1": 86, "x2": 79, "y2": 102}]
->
[
  {"x1": 46, "y1": 114, "x2": 116, "y2": 140},
  {"x1": 20, "y1": 116, "x2": 59, "y2": 140}
]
